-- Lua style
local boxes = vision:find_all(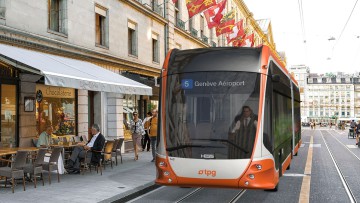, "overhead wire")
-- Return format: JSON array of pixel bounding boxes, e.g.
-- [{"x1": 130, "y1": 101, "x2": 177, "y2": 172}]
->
[
  {"x1": 297, "y1": 0, "x2": 306, "y2": 43},
  {"x1": 333, "y1": 0, "x2": 359, "y2": 51}
]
